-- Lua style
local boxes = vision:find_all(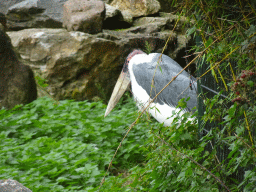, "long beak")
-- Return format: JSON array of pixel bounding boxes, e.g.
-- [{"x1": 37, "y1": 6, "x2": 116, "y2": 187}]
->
[{"x1": 104, "y1": 71, "x2": 131, "y2": 117}]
